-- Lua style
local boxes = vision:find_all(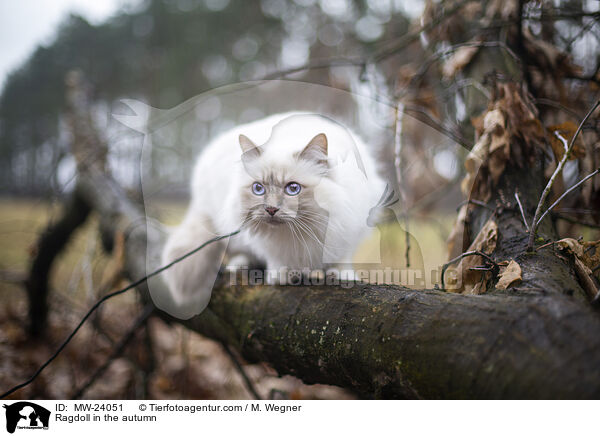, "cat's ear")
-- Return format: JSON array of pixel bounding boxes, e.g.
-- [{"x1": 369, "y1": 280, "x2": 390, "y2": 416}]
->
[
  {"x1": 239, "y1": 134, "x2": 262, "y2": 169},
  {"x1": 239, "y1": 134, "x2": 260, "y2": 154},
  {"x1": 298, "y1": 133, "x2": 328, "y2": 165}
]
